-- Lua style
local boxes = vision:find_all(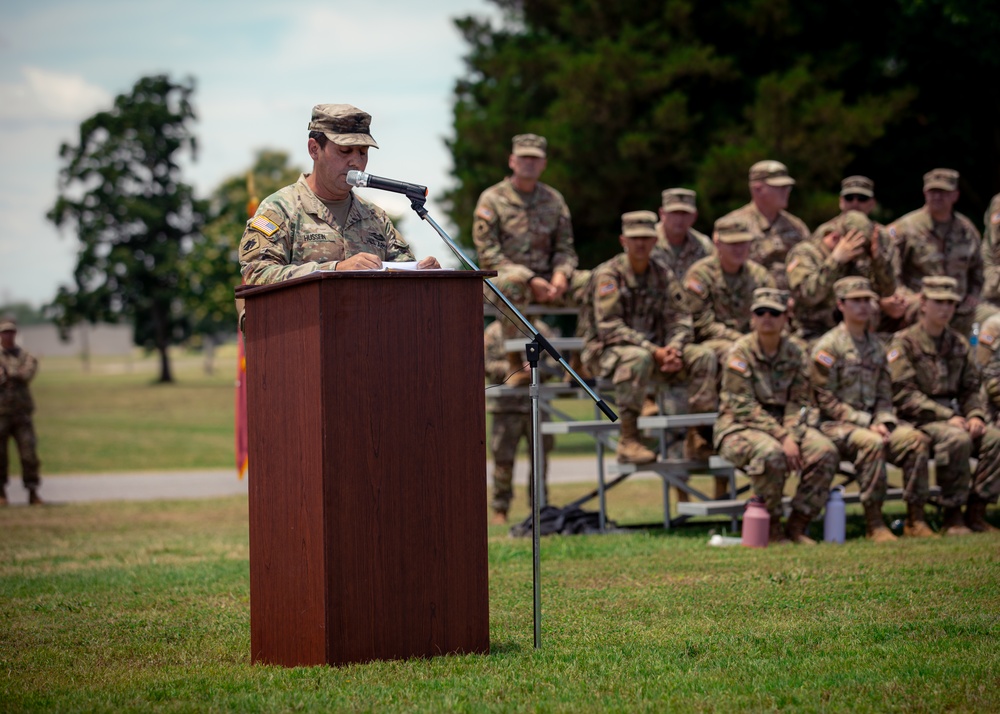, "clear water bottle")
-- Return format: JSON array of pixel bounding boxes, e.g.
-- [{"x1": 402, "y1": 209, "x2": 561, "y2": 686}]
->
[{"x1": 823, "y1": 487, "x2": 846, "y2": 543}]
